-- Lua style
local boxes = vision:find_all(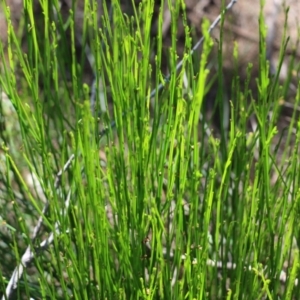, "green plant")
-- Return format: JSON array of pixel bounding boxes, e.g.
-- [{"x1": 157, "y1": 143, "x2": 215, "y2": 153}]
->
[{"x1": 0, "y1": 0, "x2": 300, "y2": 299}]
